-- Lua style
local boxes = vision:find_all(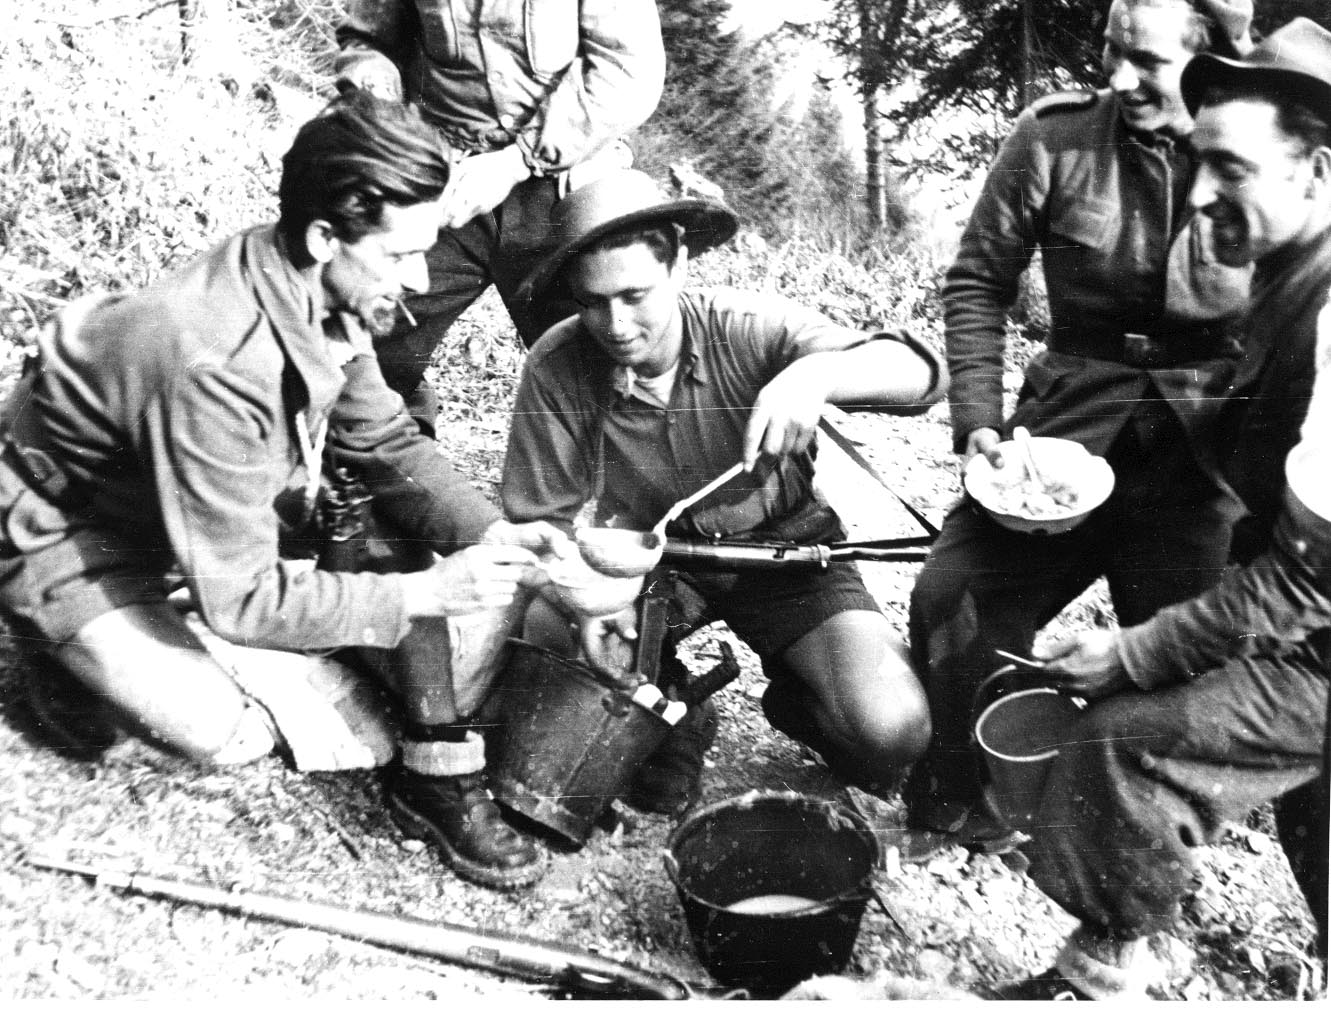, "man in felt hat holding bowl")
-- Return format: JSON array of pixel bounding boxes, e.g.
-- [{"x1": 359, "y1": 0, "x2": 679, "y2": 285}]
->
[
  {"x1": 1001, "y1": 18, "x2": 1331, "y2": 999},
  {"x1": 499, "y1": 169, "x2": 948, "y2": 814}
]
